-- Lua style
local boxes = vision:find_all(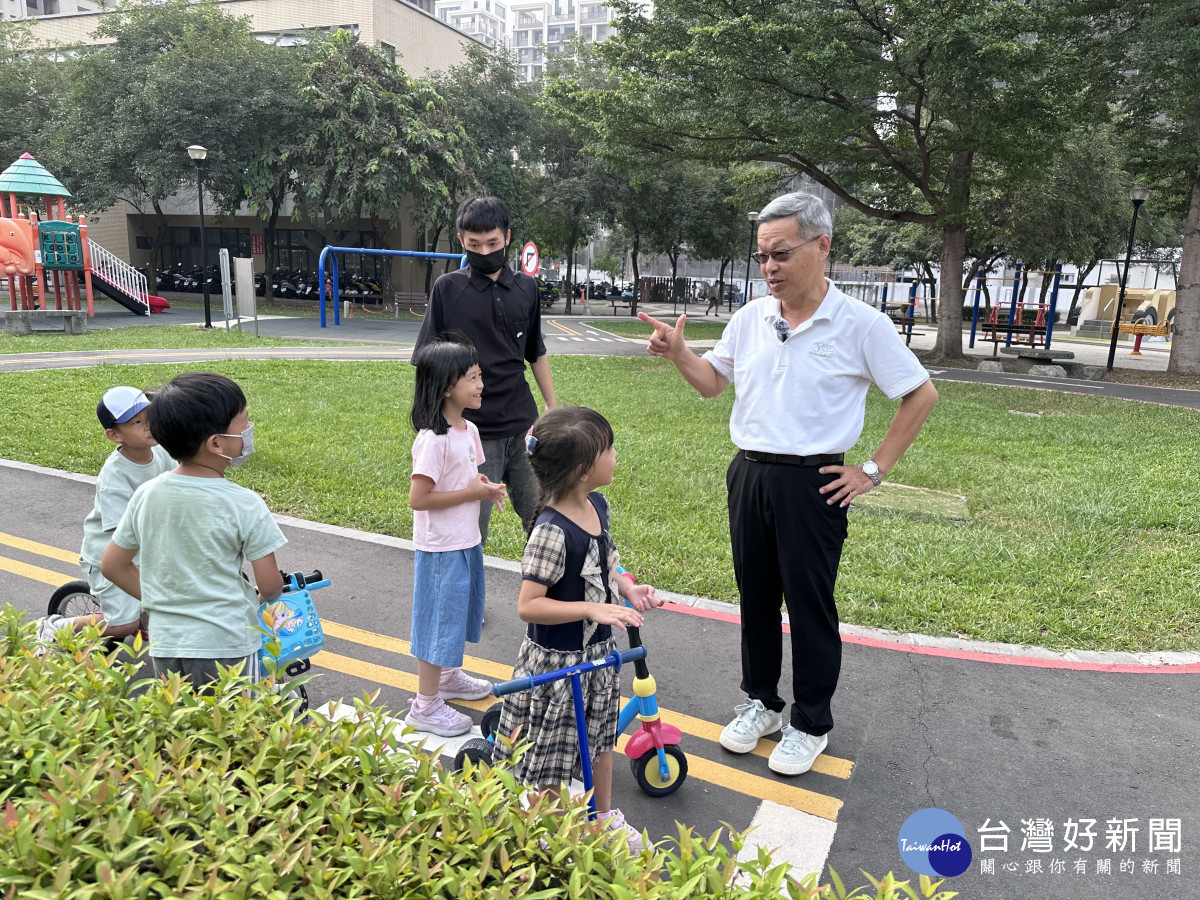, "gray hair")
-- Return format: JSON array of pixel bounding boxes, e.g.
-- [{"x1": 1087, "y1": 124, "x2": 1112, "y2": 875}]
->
[{"x1": 758, "y1": 192, "x2": 833, "y2": 239}]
